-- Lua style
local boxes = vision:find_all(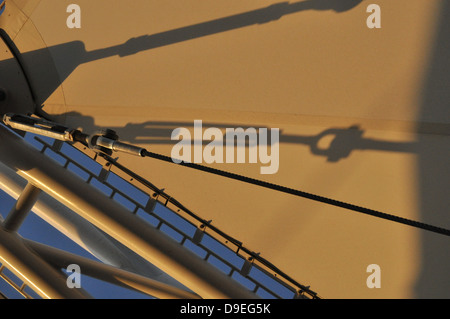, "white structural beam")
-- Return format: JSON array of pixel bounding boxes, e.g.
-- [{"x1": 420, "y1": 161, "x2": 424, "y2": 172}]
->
[
  {"x1": 0, "y1": 160, "x2": 190, "y2": 291},
  {"x1": 0, "y1": 224, "x2": 91, "y2": 299},
  {"x1": 26, "y1": 240, "x2": 201, "y2": 299},
  {"x1": 3, "y1": 182, "x2": 41, "y2": 232},
  {"x1": 0, "y1": 124, "x2": 257, "y2": 299}
]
